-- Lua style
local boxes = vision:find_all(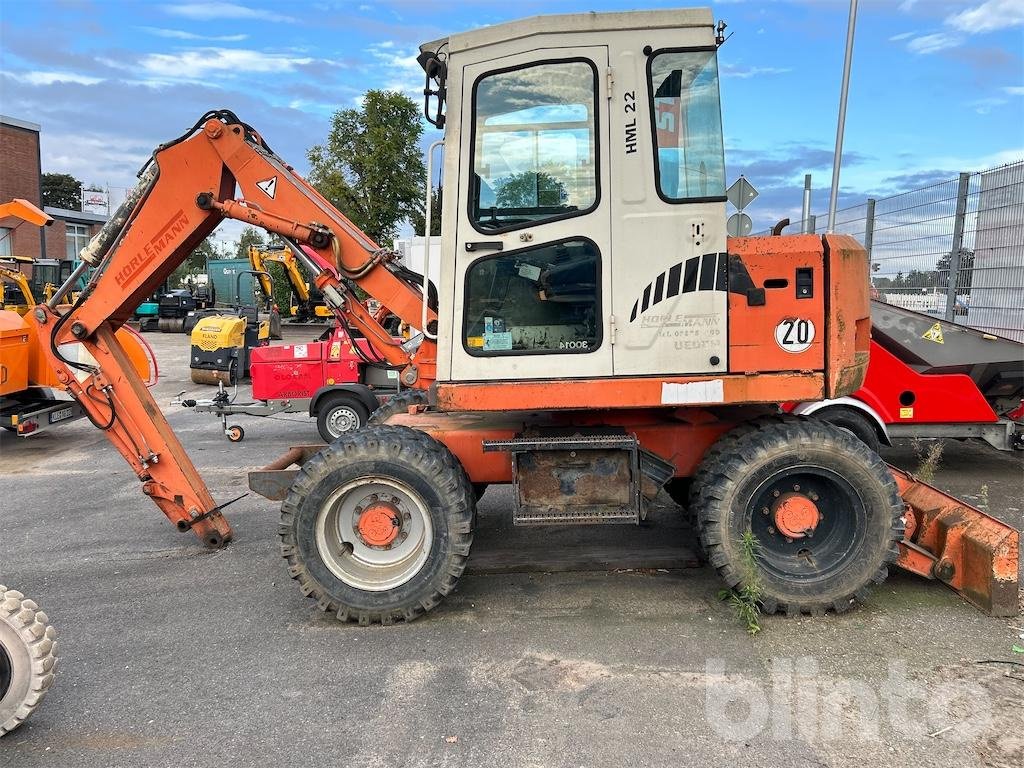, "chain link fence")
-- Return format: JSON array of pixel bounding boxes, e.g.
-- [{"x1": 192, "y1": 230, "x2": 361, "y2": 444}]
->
[{"x1": 770, "y1": 160, "x2": 1024, "y2": 342}]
